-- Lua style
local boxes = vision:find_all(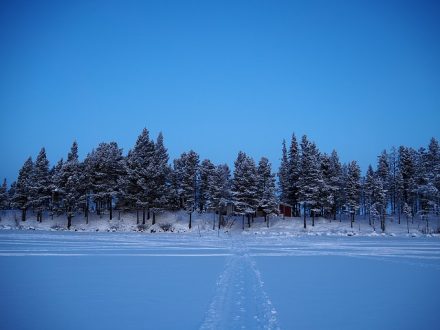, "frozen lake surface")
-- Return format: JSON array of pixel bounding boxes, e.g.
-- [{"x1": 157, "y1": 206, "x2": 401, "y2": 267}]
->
[{"x1": 1, "y1": 231, "x2": 439, "y2": 329}]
